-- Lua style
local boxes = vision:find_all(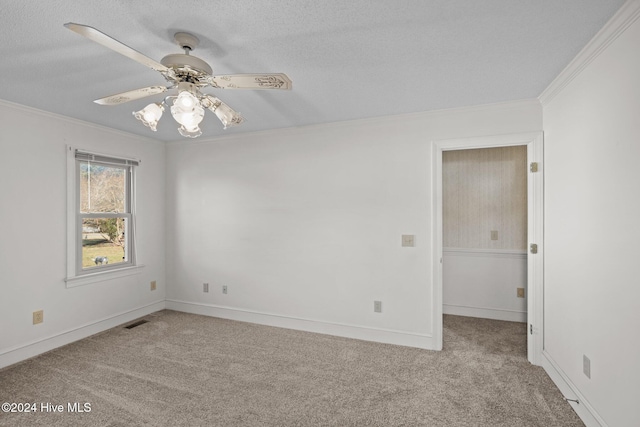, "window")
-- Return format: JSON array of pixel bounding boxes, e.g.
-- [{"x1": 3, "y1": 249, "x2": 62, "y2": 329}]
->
[{"x1": 66, "y1": 148, "x2": 140, "y2": 284}]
